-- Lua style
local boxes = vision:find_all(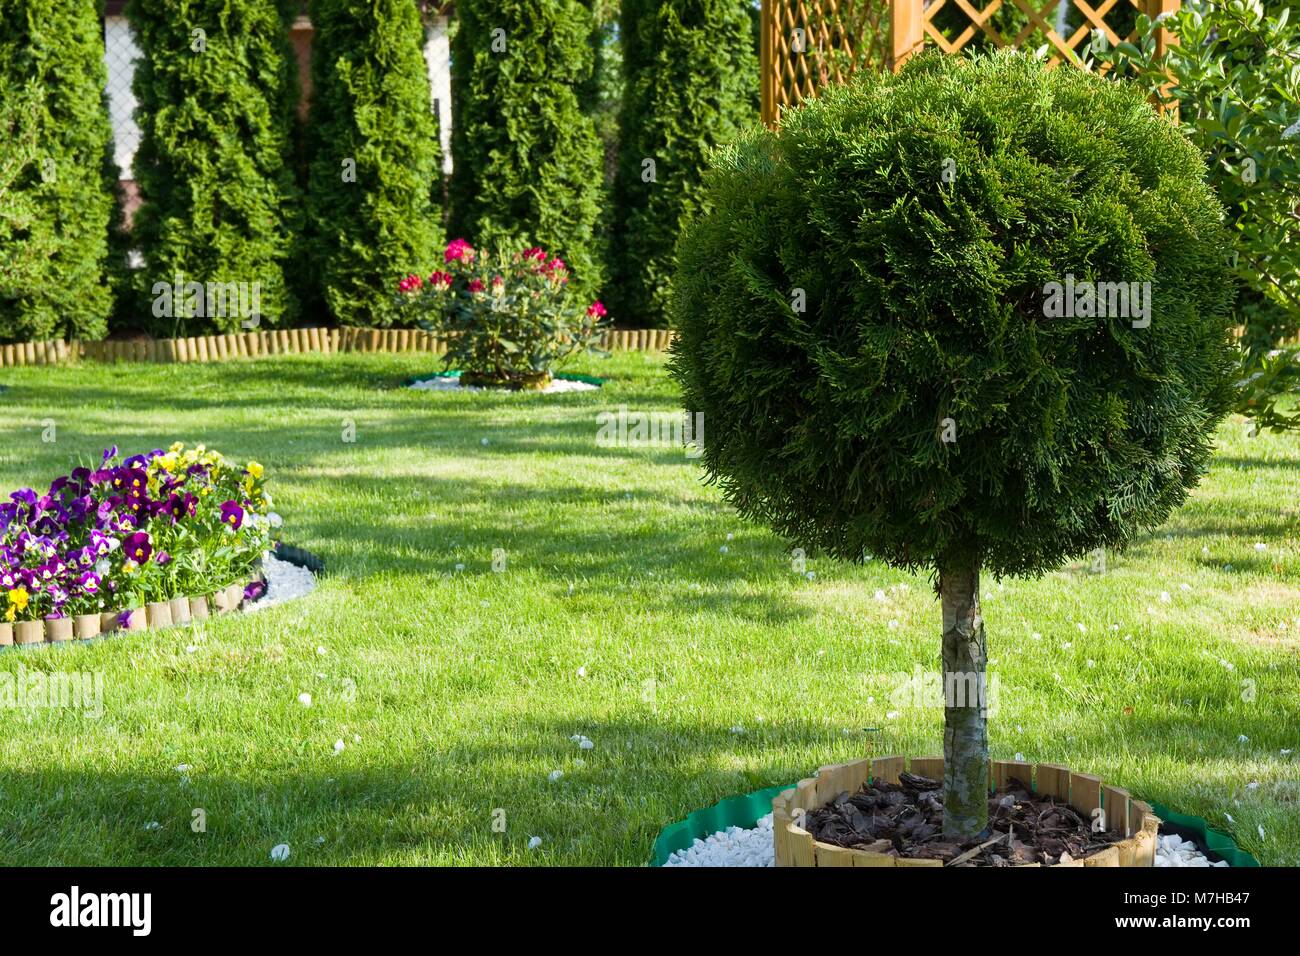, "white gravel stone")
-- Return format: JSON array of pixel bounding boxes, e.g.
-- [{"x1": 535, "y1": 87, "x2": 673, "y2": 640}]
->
[
  {"x1": 664, "y1": 820, "x2": 1231, "y2": 869},
  {"x1": 1154, "y1": 833, "x2": 1229, "y2": 867},
  {"x1": 244, "y1": 552, "x2": 318, "y2": 612},
  {"x1": 408, "y1": 375, "x2": 599, "y2": 393},
  {"x1": 663, "y1": 813, "x2": 775, "y2": 867}
]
